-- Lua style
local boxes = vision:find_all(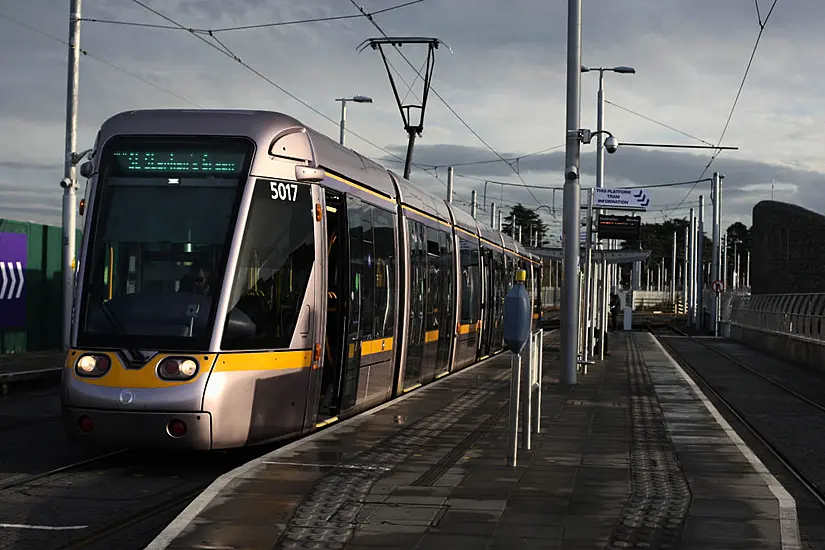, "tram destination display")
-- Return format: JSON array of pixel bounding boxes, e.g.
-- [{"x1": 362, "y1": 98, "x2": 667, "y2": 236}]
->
[{"x1": 597, "y1": 214, "x2": 641, "y2": 241}]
